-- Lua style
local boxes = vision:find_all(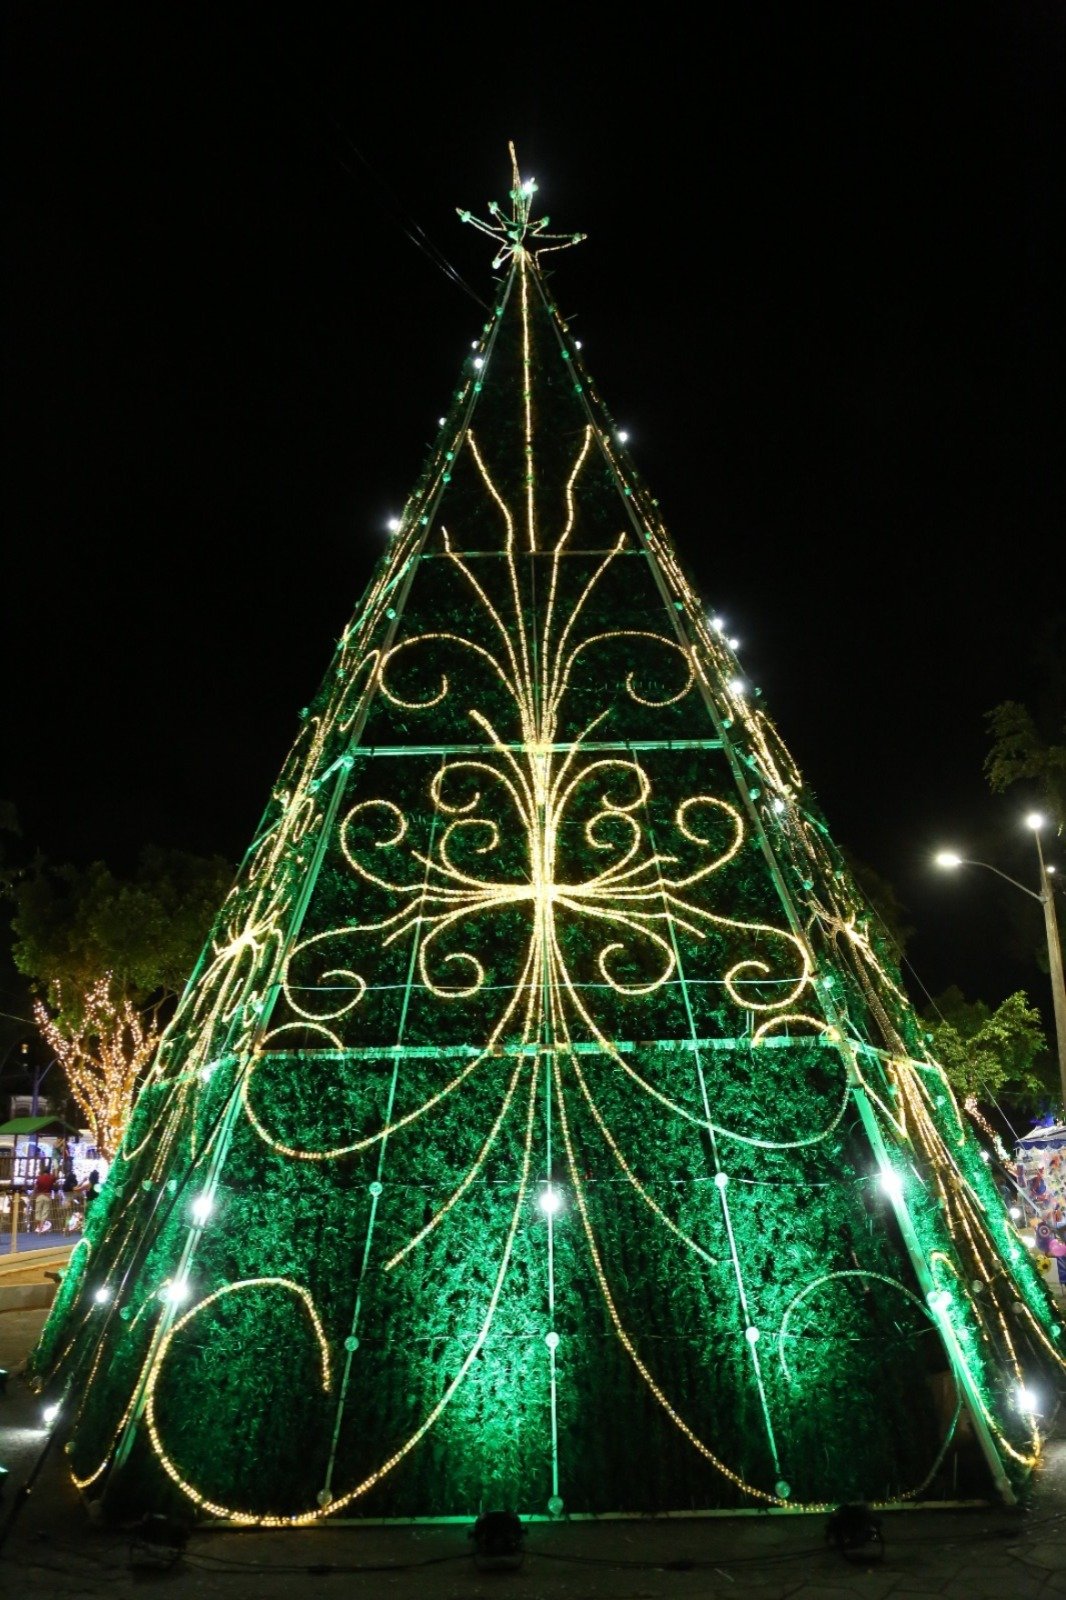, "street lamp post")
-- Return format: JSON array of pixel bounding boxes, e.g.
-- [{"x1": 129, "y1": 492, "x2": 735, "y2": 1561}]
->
[
  {"x1": 935, "y1": 814, "x2": 1066, "y2": 1116},
  {"x1": 1028, "y1": 816, "x2": 1066, "y2": 1117}
]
